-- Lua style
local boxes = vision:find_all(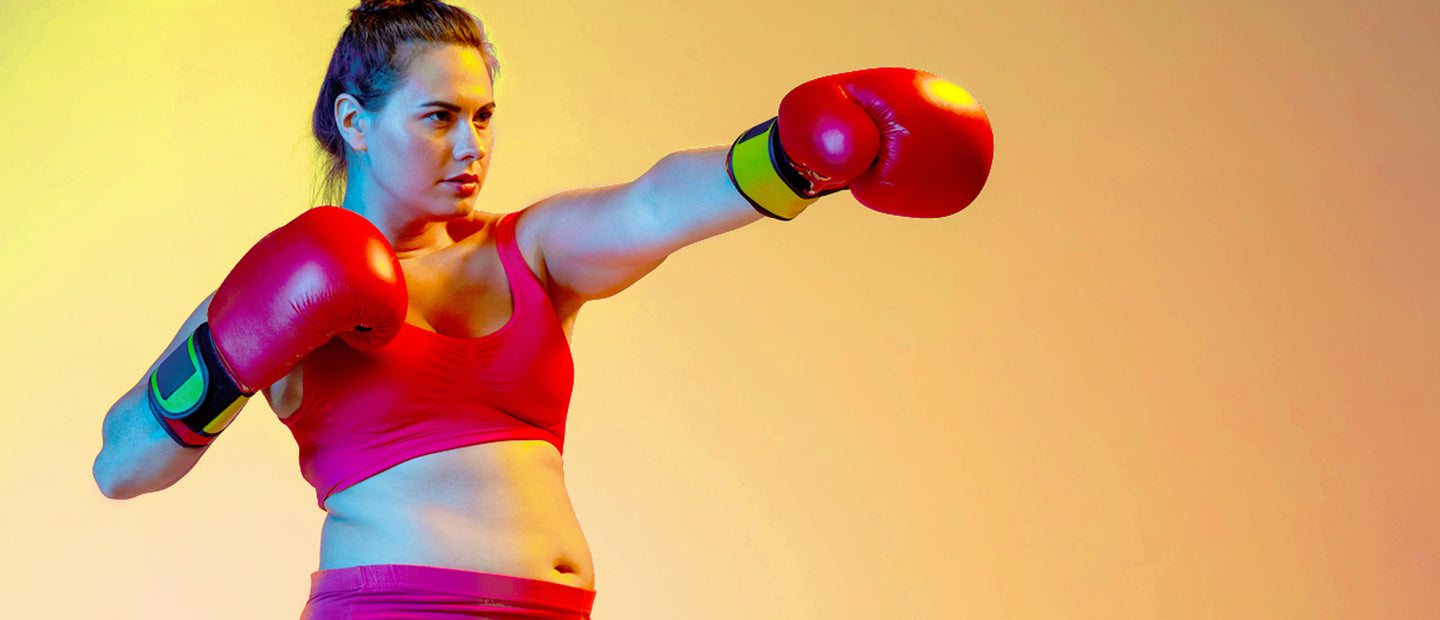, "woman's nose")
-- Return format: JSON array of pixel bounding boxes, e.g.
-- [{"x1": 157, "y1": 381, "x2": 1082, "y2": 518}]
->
[{"x1": 454, "y1": 124, "x2": 487, "y2": 161}]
